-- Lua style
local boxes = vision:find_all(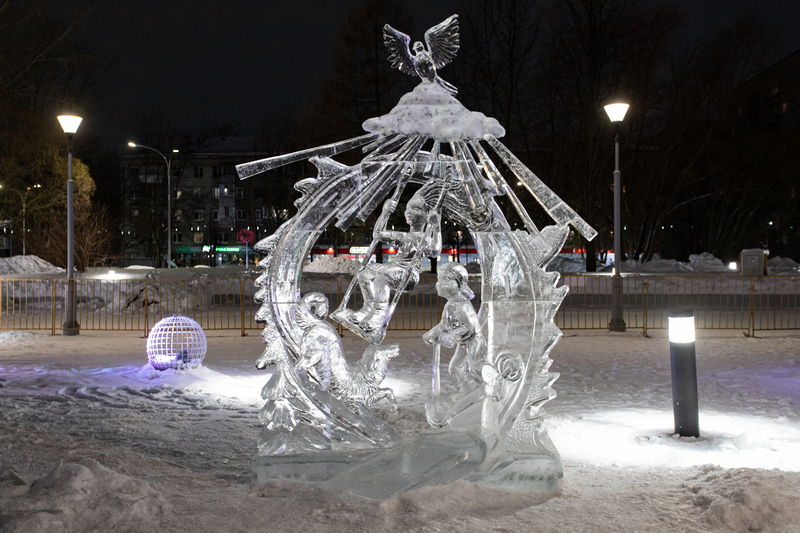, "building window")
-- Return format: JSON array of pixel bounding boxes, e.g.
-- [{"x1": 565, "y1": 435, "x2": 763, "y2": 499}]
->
[
  {"x1": 214, "y1": 187, "x2": 220, "y2": 198},
  {"x1": 224, "y1": 186, "x2": 234, "y2": 196},
  {"x1": 213, "y1": 209, "x2": 219, "y2": 220},
  {"x1": 130, "y1": 188, "x2": 139, "y2": 199},
  {"x1": 194, "y1": 166, "x2": 203, "y2": 178},
  {"x1": 194, "y1": 209, "x2": 204, "y2": 221},
  {"x1": 213, "y1": 166, "x2": 221, "y2": 177},
  {"x1": 132, "y1": 209, "x2": 139, "y2": 218},
  {"x1": 217, "y1": 233, "x2": 228, "y2": 243},
  {"x1": 237, "y1": 209, "x2": 246, "y2": 220},
  {"x1": 193, "y1": 187, "x2": 202, "y2": 197},
  {"x1": 193, "y1": 232, "x2": 204, "y2": 244},
  {"x1": 174, "y1": 189, "x2": 182, "y2": 199},
  {"x1": 255, "y1": 208, "x2": 263, "y2": 220},
  {"x1": 236, "y1": 187, "x2": 244, "y2": 198},
  {"x1": 172, "y1": 233, "x2": 182, "y2": 244}
]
